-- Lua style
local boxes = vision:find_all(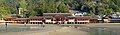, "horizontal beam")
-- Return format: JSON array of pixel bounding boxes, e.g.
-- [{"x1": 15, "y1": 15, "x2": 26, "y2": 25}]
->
[{"x1": 30, "y1": 21, "x2": 42, "y2": 22}]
